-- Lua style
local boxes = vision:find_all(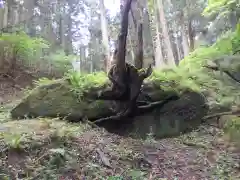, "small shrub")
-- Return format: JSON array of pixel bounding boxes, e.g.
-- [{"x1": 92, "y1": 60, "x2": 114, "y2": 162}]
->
[
  {"x1": 169, "y1": 29, "x2": 240, "y2": 107},
  {"x1": 0, "y1": 31, "x2": 49, "y2": 64},
  {"x1": 0, "y1": 32, "x2": 78, "y2": 78},
  {"x1": 2, "y1": 133, "x2": 26, "y2": 150}
]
